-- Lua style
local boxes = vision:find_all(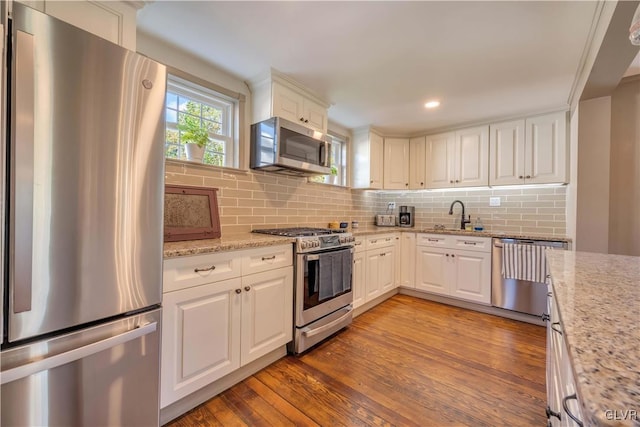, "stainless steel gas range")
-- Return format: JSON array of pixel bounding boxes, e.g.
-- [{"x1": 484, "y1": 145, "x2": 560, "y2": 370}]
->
[{"x1": 253, "y1": 228, "x2": 355, "y2": 353}]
